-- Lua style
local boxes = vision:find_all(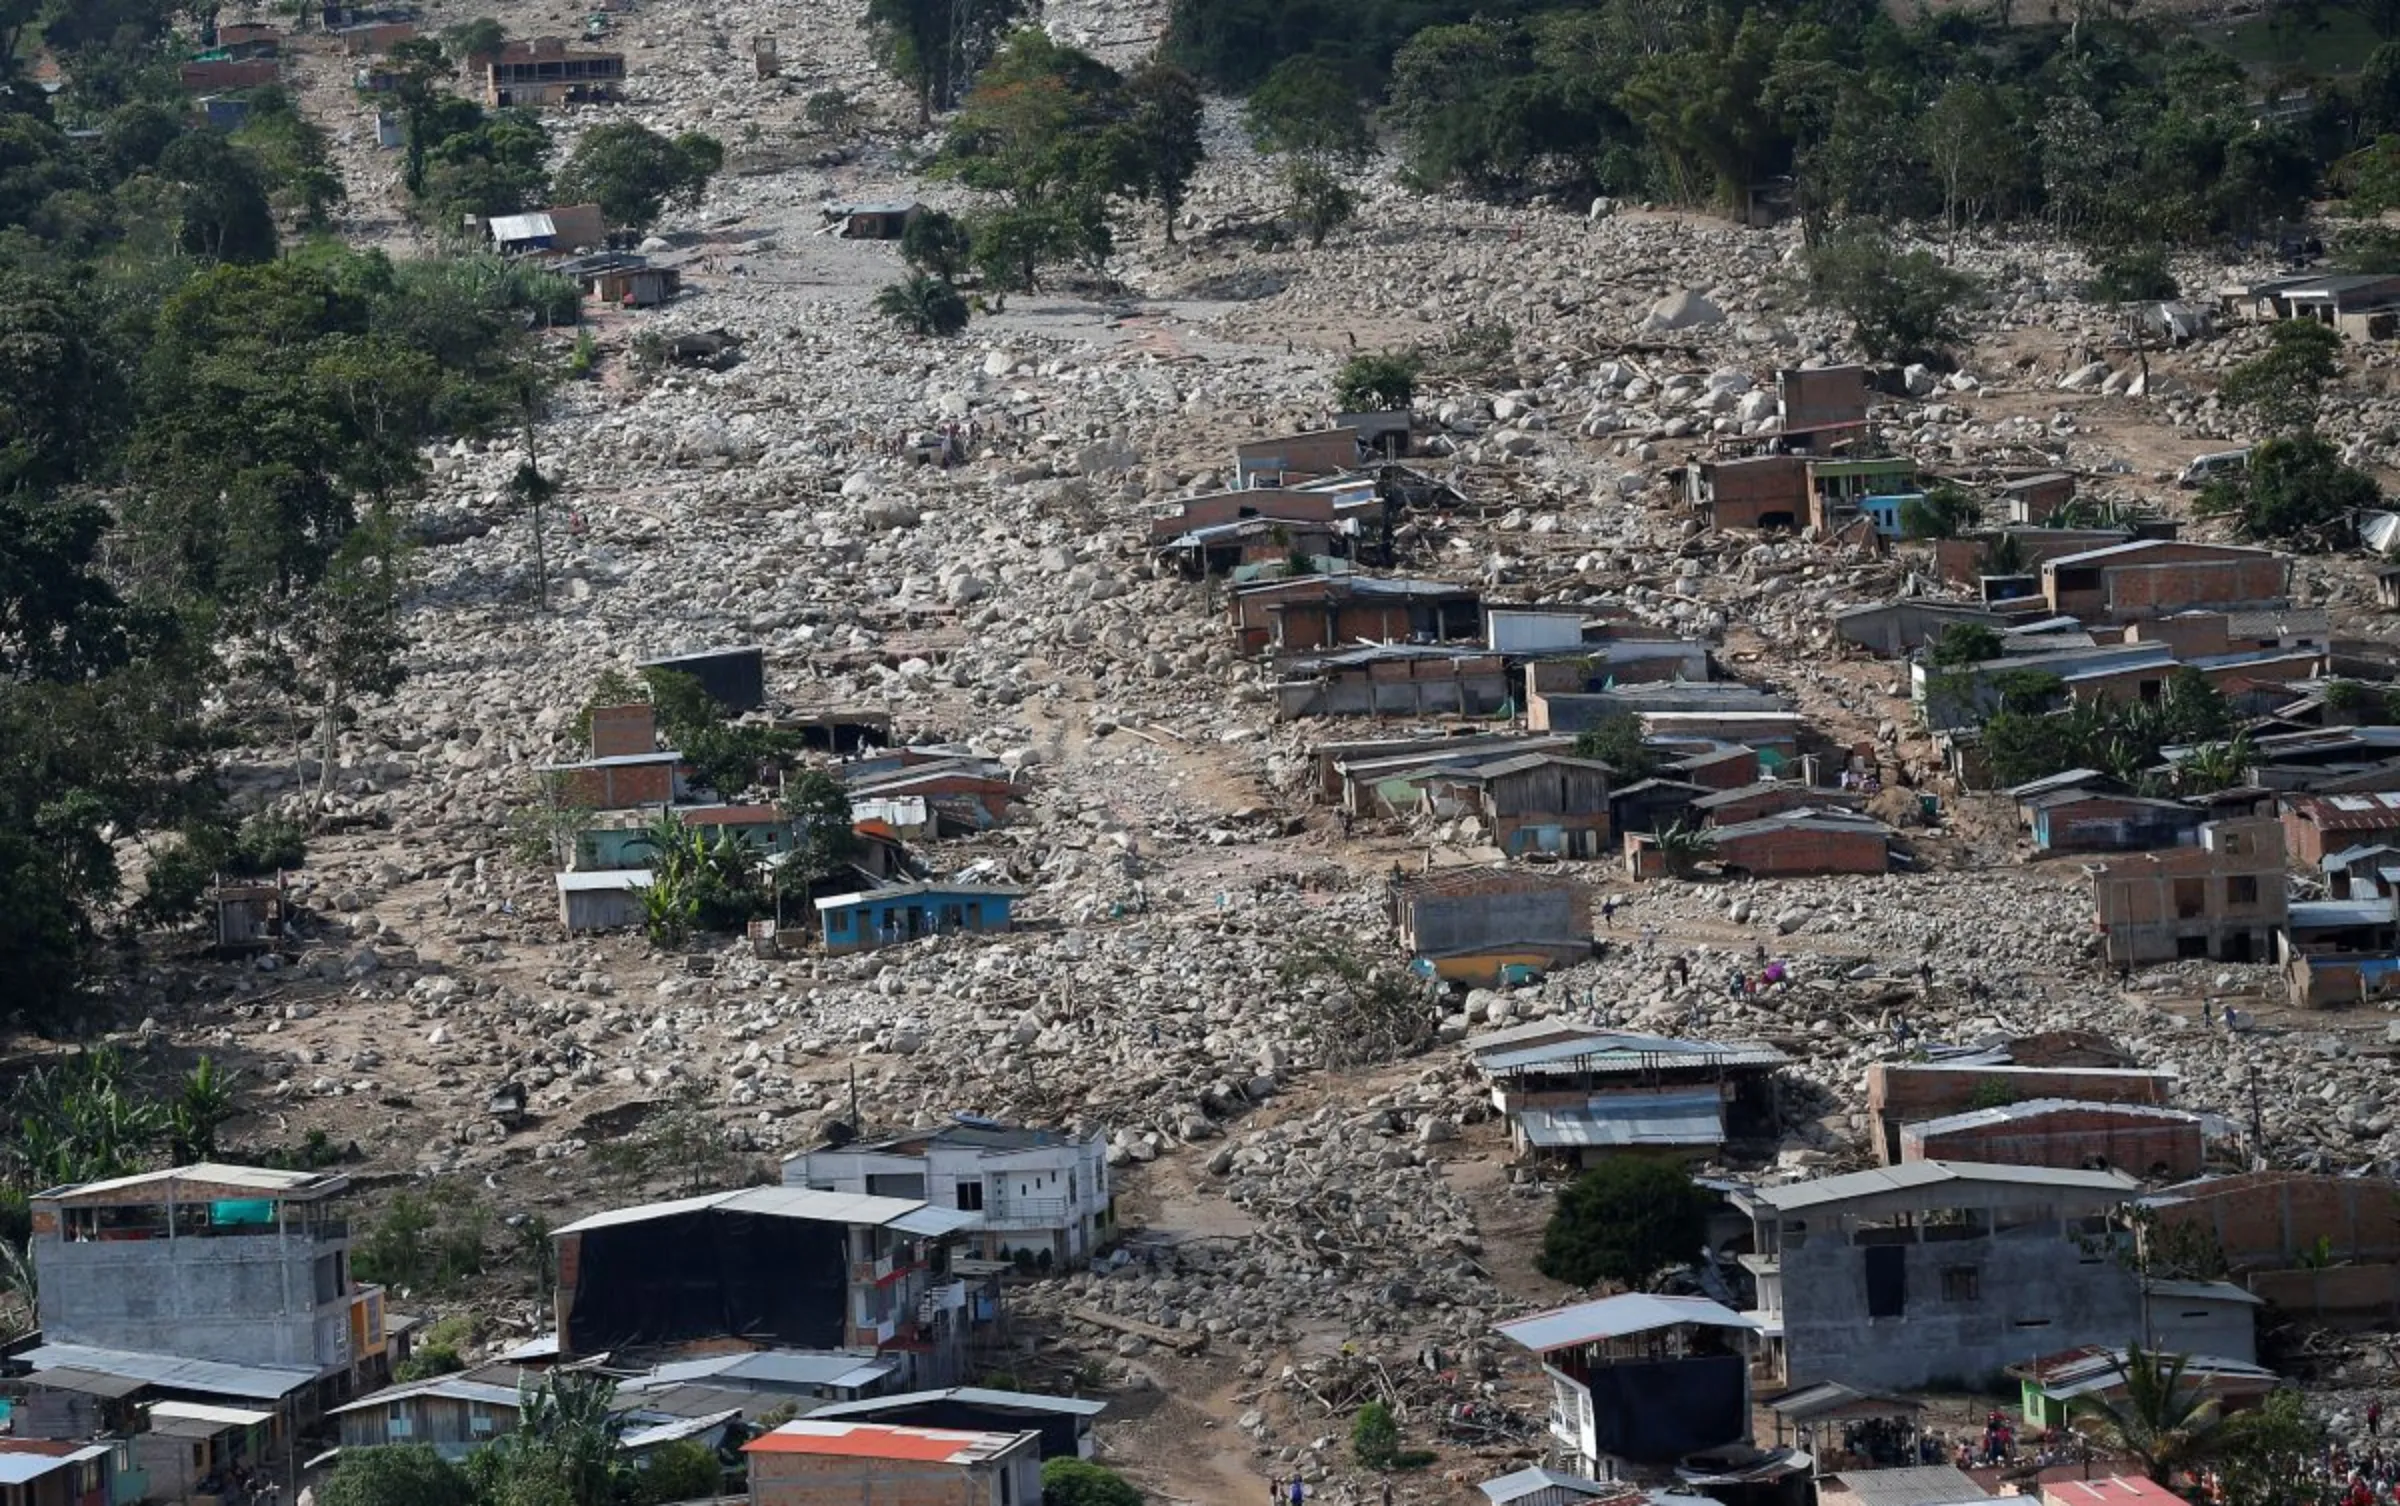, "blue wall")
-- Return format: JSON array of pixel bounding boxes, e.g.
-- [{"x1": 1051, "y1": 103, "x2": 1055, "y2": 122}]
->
[{"x1": 821, "y1": 891, "x2": 1014, "y2": 951}]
